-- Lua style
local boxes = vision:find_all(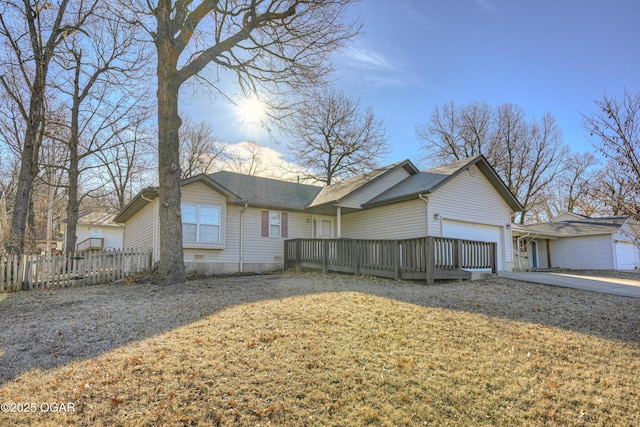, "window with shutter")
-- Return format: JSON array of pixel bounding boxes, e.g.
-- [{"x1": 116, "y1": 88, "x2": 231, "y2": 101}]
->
[{"x1": 262, "y1": 210, "x2": 288, "y2": 238}]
